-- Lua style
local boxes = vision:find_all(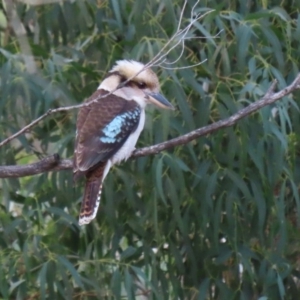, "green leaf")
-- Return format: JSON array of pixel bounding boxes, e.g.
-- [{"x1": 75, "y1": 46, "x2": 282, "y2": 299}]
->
[
  {"x1": 124, "y1": 268, "x2": 134, "y2": 300},
  {"x1": 9, "y1": 279, "x2": 26, "y2": 297},
  {"x1": 277, "y1": 272, "x2": 286, "y2": 298},
  {"x1": 57, "y1": 256, "x2": 84, "y2": 289},
  {"x1": 39, "y1": 263, "x2": 48, "y2": 300},
  {"x1": 226, "y1": 169, "x2": 252, "y2": 201},
  {"x1": 121, "y1": 246, "x2": 137, "y2": 260},
  {"x1": 154, "y1": 157, "x2": 167, "y2": 206},
  {"x1": 111, "y1": 0, "x2": 123, "y2": 30},
  {"x1": 111, "y1": 269, "x2": 121, "y2": 299},
  {"x1": 236, "y1": 24, "x2": 253, "y2": 69},
  {"x1": 198, "y1": 278, "x2": 210, "y2": 300},
  {"x1": 271, "y1": 7, "x2": 291, "y2": 21}
]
